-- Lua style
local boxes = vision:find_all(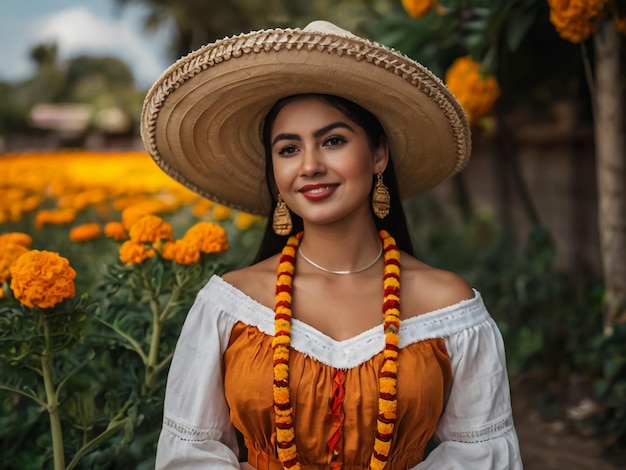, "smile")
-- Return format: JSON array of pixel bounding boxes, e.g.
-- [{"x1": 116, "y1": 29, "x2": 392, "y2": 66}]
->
[{"x1": 299, "y1": 184, "x2": 338, "y2": 200}]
